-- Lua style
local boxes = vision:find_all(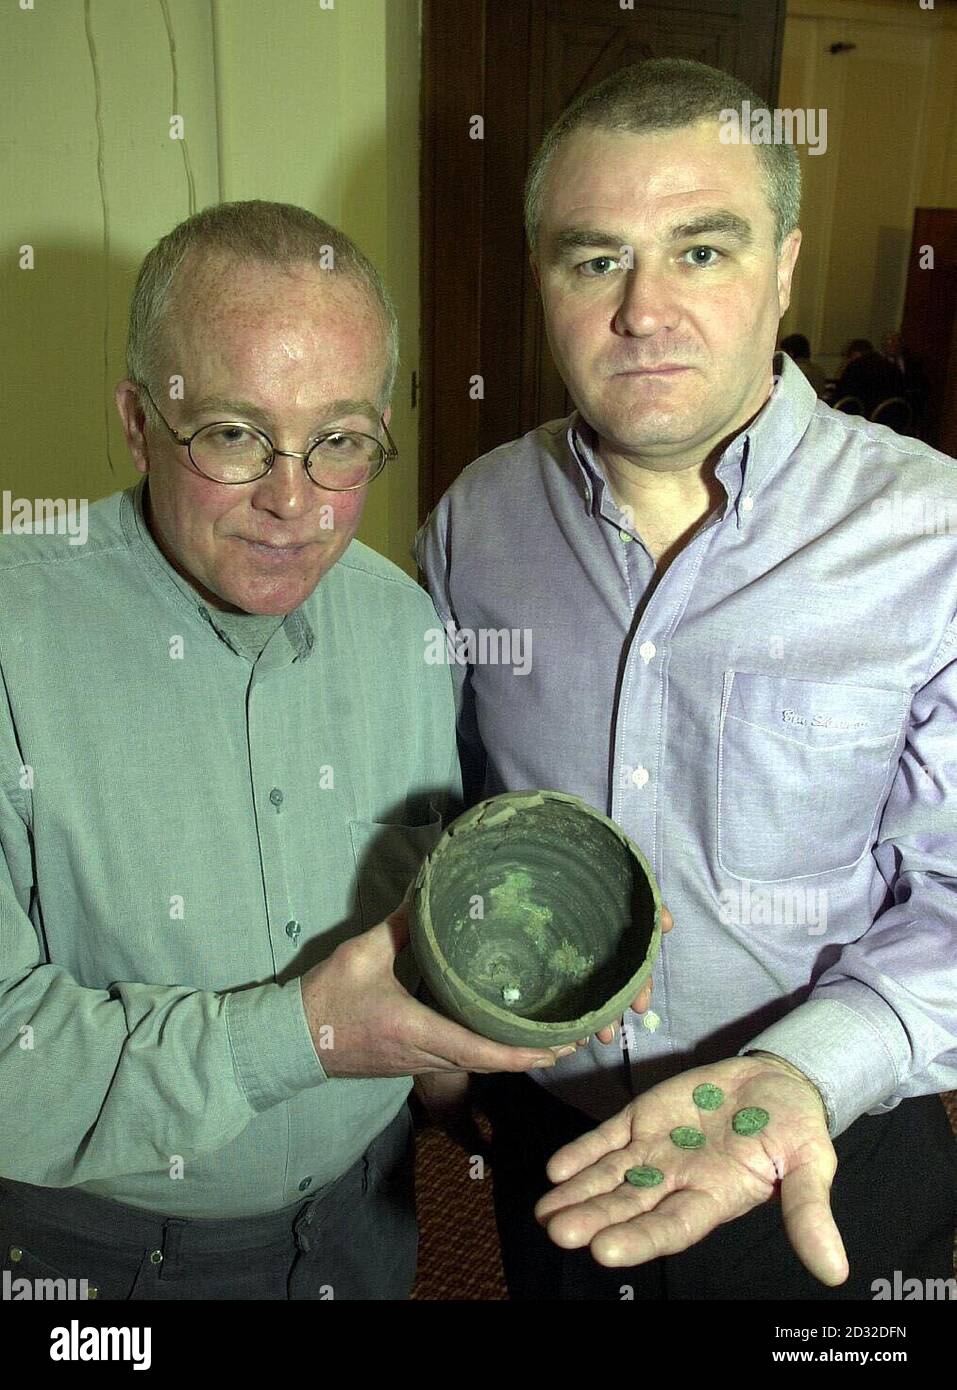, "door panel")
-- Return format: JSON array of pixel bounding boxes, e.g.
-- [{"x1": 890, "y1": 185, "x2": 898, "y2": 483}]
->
[{"x1": 901, "y1": 208, "x2": 957, "y2": 452}]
